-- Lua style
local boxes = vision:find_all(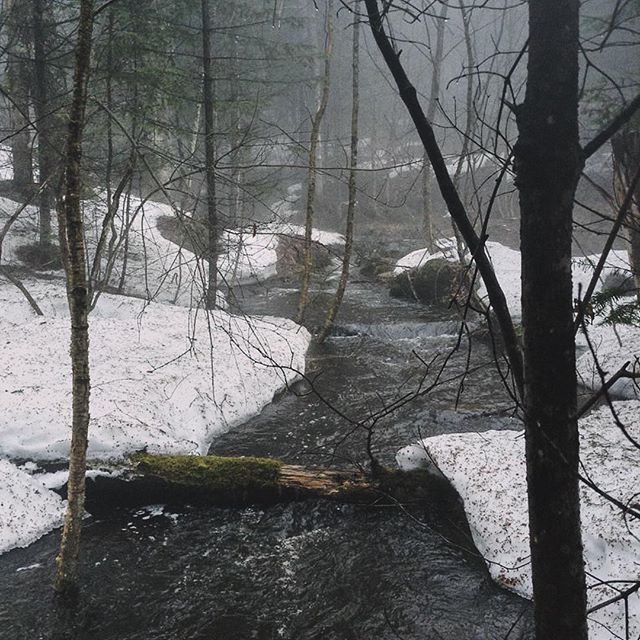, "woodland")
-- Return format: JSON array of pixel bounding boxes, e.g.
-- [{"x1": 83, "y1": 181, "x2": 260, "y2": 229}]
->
[{"x1": 0, "y1": 1, "x2": 639, "y2": 639}]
